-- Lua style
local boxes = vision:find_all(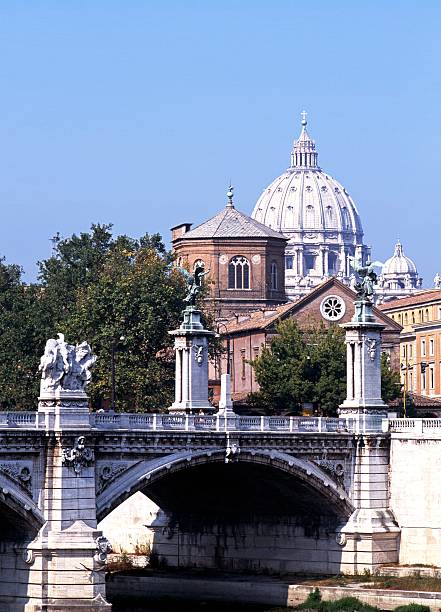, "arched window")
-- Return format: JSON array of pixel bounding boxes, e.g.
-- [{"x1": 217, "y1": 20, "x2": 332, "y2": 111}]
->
[
  {"x1": 228, "y1": 256, "x2": 250, "y2": 289},
  {"x1": 270, "y1": 262, "x2": 278, "y2": 290}
]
